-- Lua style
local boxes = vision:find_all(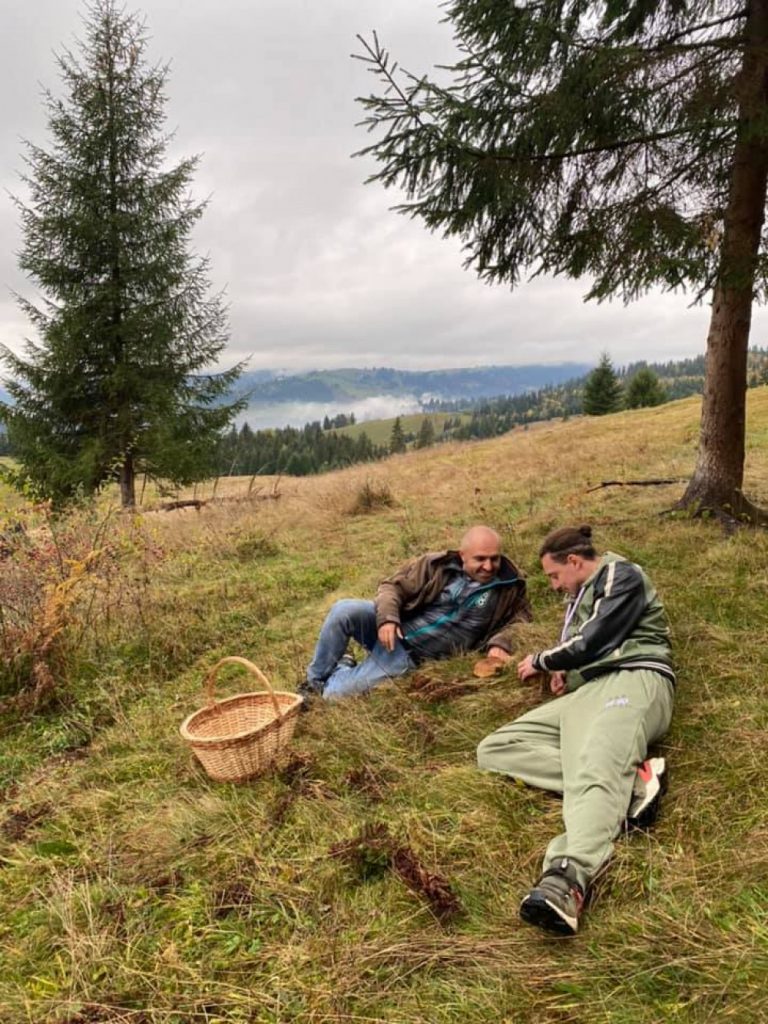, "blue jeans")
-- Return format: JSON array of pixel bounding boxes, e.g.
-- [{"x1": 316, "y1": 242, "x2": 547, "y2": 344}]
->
[{"x1": 307, "y1": 599, "x2": 415, "y2": 699}]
